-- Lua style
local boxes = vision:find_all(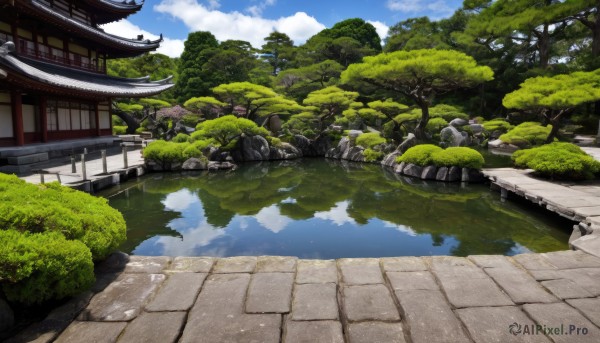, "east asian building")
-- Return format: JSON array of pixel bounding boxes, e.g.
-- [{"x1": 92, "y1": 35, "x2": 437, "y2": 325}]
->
[{"x1": 0, "y1": 0, "x2": 173, "y2": 164}]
